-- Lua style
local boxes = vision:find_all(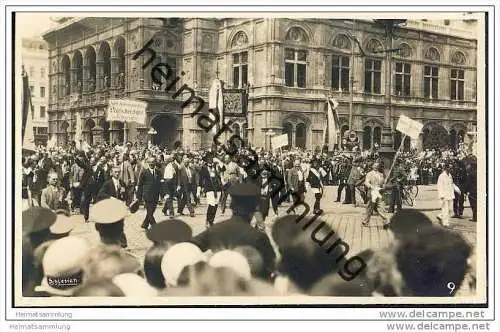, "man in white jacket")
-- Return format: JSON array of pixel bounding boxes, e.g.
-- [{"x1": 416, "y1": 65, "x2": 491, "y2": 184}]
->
[{"x1": 437, "y1": 163, "x2": 455, "y2": 227}]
